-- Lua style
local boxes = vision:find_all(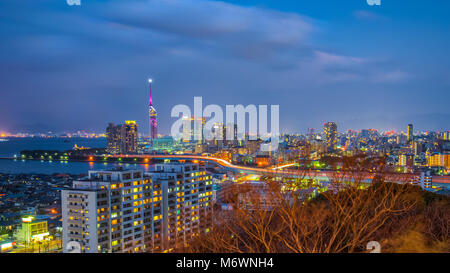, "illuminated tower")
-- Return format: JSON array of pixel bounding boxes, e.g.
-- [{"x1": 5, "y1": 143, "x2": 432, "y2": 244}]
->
[{"x1": 149, "y1": 79, "x2": 158, "y2": 146}]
